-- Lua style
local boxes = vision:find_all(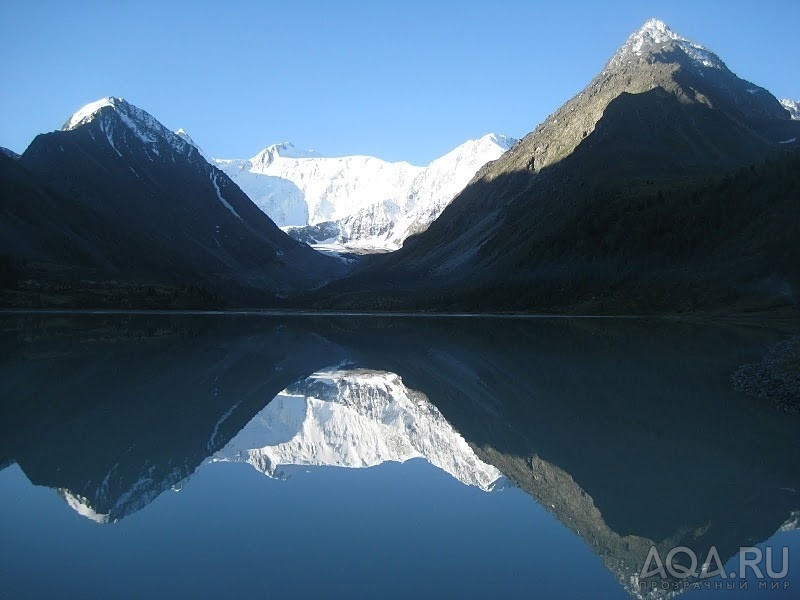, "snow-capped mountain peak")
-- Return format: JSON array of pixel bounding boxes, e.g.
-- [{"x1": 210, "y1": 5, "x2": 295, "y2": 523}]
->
[
  {"x1": 216, "y1": 132, "x2": 516, "y2": 251},
  {"x1": 266, "y1": 141, "x2": 321, "y2": 159},
  {"x1": 485, "y1": 133, "x2": 517, "y2": 151},
  {"x1": 62, "y1": 96, "x2": 193, "y2": 158},
  {"x1": 250, "y1": 141, "x2": 322, "y2": 170},
  {"x1": 631, "y1": 18, "x2": 680, "y2": 48},
  {"x1": 216, "y1": 144, "x2": 423, "y2": 227},
  {"x1": 62, "y1": 96, "x2": 119, "y2": 130},
  {"x1": 780, "y1": 99, "x2": 800, "y2": 120},
  {"x1": 212, "y1": 368, "x2": 506, "y2": 491},
  {"x1": 55, "y1": 98, "x2": 282, "y2": 227},
  {"x1": 461, "y1": 133, "x2": 518, "y2": 155},
  {"x1": 174, "y1": 128, "x2": 211, "y2": 160},
  {"x1": 174, "y1": 127, "x2": 197, "y2": 146},
  {"x1": 609, "y1": 18, "x2": 725, "y2": 71},
  {"x1": 281, "y1": 132, "x2": 518, "y2": 251}
]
